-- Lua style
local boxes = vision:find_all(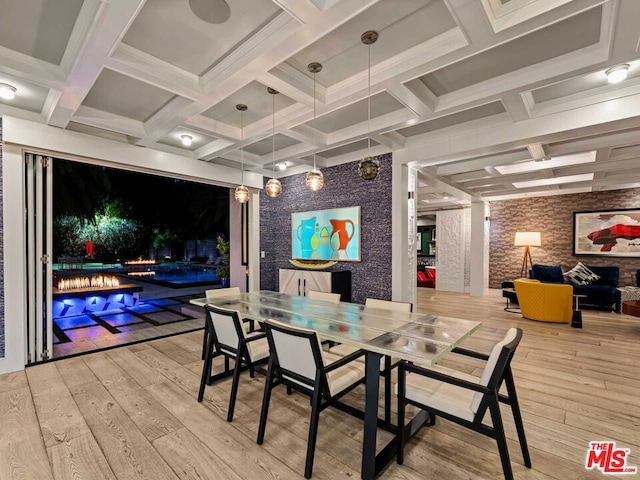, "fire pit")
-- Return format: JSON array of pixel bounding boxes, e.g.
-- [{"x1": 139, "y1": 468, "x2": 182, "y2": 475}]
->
[{"x1": 53, "y1": 273, "x2": 142, "y2": 318}]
